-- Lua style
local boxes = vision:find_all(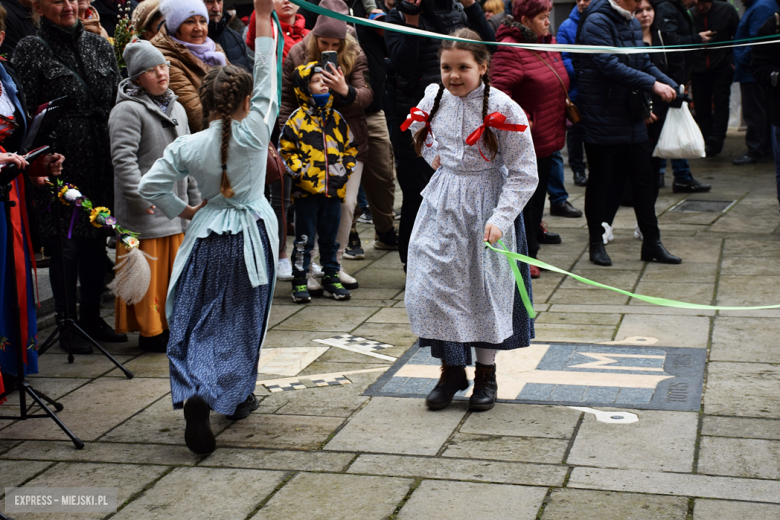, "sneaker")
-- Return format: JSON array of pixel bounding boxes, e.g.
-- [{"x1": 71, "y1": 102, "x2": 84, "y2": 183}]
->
[
  {"x1": 276, "y1": 258, "x2": 294, "y2": 281},
  {"x1": 357, "y1": 208, "x2": 373, "y2": 224},
  {"x1": 602, "y1": 222, "x2": 614, "y2": 245},
  {"x1": 672, "y1": 177, "x2": 712, "y2": 193},
  {"x1": 310, "y1": 261, "x2": 324, "y2": 278},
  {"x1": 343, "y1": 230, "x2": 365, "y2": 260},
  {"x1": 393, "y1": 211, "x2": 401, "y2": 221},
  {"x1": 338, "y1": 268, "x2": 359, "y2": 290},
  {"x1": 307, "y1": 272, "x2": 324, "y2": 297},
  {"x1": 374, "y1": 227, "x2": 399, "y2": 250},
  {"x1": 322, "y1": 275, "x2": 351, "y2": 300},
  {"x1": 291, "y1": 278, "x2": 311, "y2": 304},
  {"x1": 634, "y1": 224, "x2": 643, "y2": 240}
]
